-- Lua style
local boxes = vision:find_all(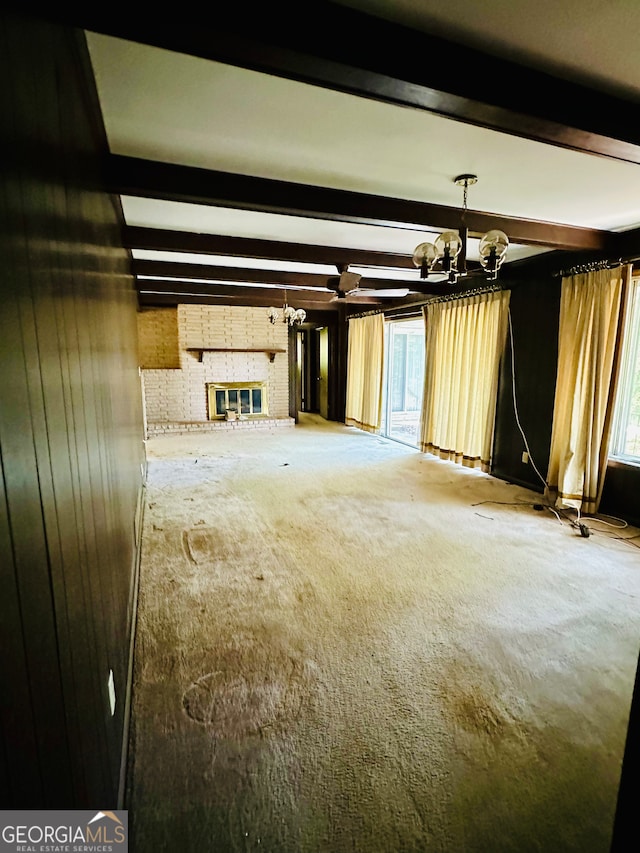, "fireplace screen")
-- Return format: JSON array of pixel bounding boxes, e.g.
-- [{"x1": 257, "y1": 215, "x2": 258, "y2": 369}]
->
[{"x1": 207, "y1": 382, "x2": 268, "y2": 419}]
